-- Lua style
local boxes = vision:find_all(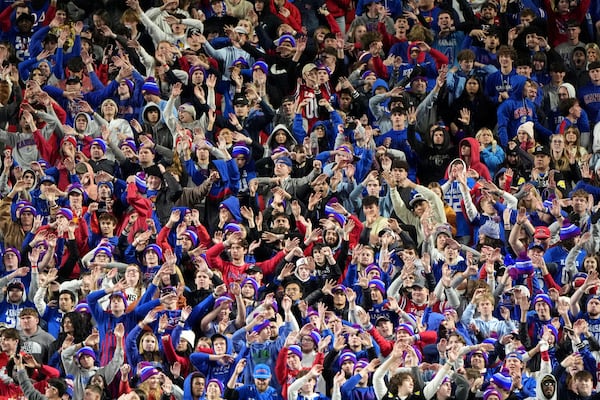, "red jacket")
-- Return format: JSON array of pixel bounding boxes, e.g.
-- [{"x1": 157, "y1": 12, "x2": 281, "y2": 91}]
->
[
  {"x1": 275, "y1": 347, "x2": 324, "y2": 400},
  {"x1": 269, "y1": 0, "x2": 303, "y2": 32},
  {"x1": 206, "y1": 242, "x2": 285, "y2": 286}
]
